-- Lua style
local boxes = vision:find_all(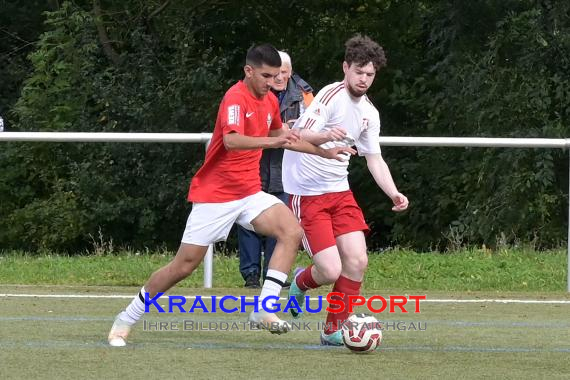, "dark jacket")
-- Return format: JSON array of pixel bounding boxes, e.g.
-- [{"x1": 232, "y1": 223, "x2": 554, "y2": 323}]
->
[{"x1": 260, "y1": 73, "x2": 313, "y2": 193}]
